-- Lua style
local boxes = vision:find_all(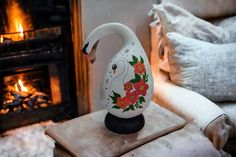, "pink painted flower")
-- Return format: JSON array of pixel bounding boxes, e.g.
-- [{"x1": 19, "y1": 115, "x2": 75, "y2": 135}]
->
[
  {"x1": 116, "y1": 97, "x2": 131, "y2": 110},
  {"x1": 134, "y1": 62, "x2": 145, "y2": 75},
  {"x1": 126, "y1": 91, "x2": 139, "y2": 104},
  {"x1": 124, "y1": 82, "x2": 133, "y2": 92},
  {"x1": 134, "y1": 79, "x2": 149, "y2": 96}
]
